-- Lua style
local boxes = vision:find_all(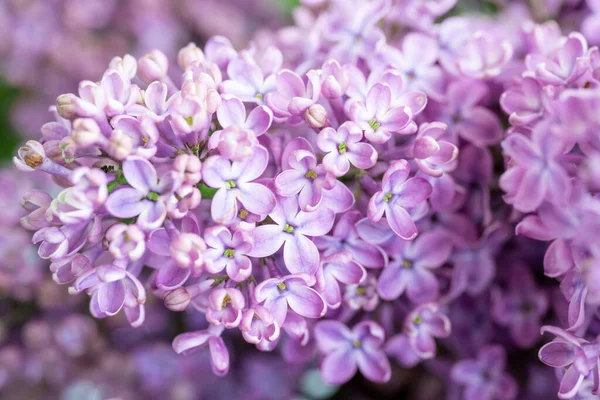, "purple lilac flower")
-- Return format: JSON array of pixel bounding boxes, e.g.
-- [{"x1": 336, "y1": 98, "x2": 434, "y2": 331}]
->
[
  {"x1": 202, "y1": 145, "x2": 276, "y2": 224},
  {"x1": 105, "y1": 156, "x2": 179, "y2": 230},
  {"x1": 367, "y1": 159, "x2": 432, "y2": 240},
  {"x1": 249, "y1": 195, "x2": 334, "y2": 275},
  {"x1": 314, "y1": 320, "x2": 391, "y2": 385},
  {"x1": 451, "y1": 346, "x2": 518, "y2": 400},
  {"x1": 539, "y1": 326, "x2": 600, "y2": 398},
  {"x1": 254, "y1": 273, "x2": 326, "y2": 326},
  {"x1": 377, "y1": 230, "x2": 452, "y2": 303}
]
